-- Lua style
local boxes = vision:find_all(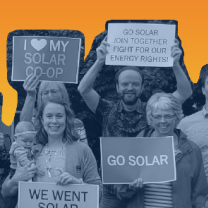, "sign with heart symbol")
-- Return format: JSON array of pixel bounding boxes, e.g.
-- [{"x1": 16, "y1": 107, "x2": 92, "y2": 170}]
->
[
  {"x1": 30, "y1": 39, "x2": 47, "y2": 51},
  {"x1": 12, "y1": 35, "x2": 82, "y2": 83}
]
